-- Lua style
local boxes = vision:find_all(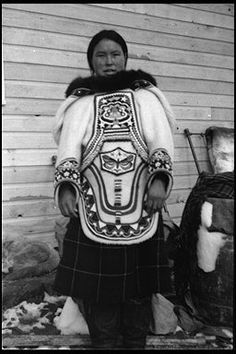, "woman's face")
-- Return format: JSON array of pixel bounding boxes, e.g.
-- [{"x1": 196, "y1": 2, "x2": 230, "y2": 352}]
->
[{"x1": 91, "y1": 38, "x2": 126, "y2": 77}]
